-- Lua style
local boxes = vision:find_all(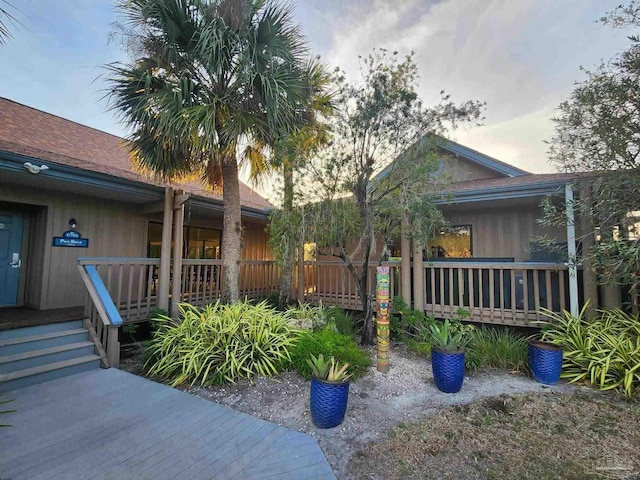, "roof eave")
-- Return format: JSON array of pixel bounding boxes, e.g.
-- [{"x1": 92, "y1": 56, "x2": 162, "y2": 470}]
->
[
  {"x1": 440, "y1": 140, "x2": 529, "y2": 177},
  {"x1": 0, "y1": 150, "x2": 271, "y2": 218},
  {"x1": 433, "y1": 180, "x2": 570, "y2": 205}
]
